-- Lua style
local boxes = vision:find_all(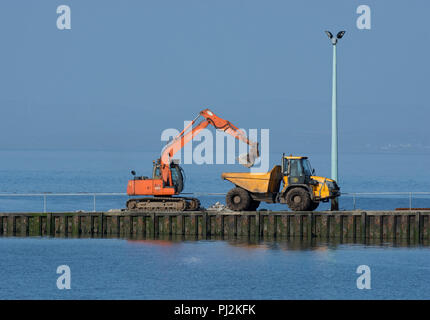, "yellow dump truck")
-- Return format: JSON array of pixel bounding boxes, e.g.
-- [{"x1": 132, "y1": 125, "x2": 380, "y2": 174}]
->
[{"x1": 221, "y1": 155, "x2": 340, "y2": 211}]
